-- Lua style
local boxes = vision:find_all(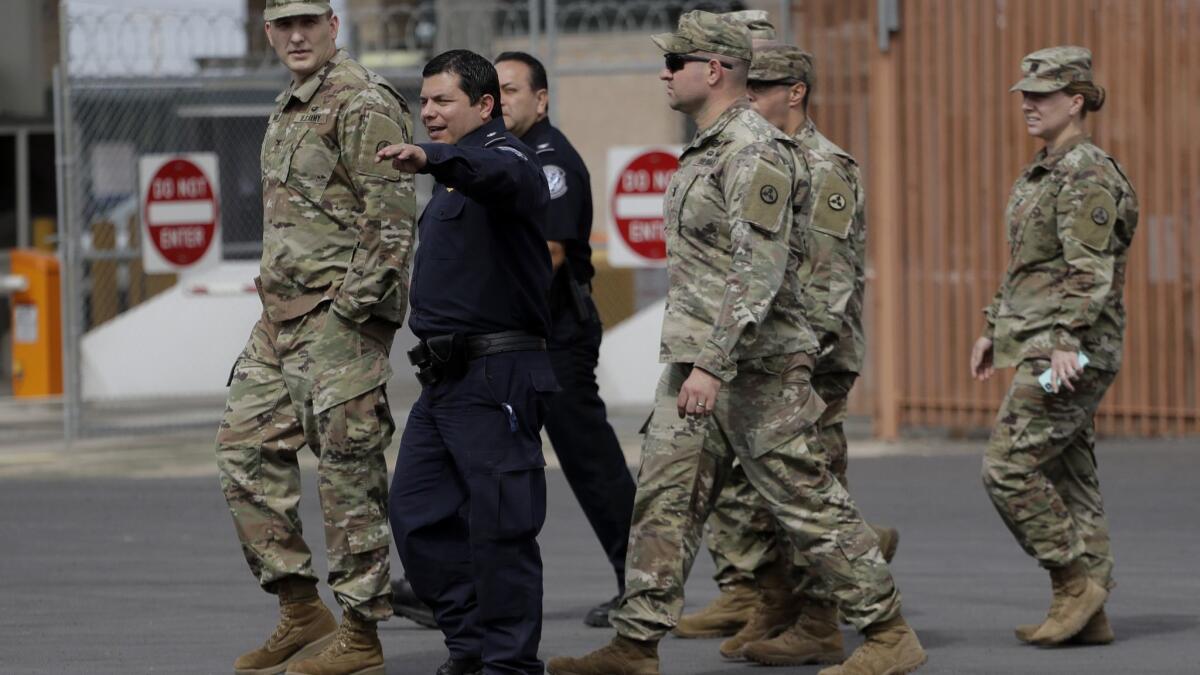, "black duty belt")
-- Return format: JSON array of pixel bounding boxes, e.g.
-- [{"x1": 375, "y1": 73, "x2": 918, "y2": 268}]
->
[{"x1": 408, "y1": 330, "x2": 545, "y2": 387}]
